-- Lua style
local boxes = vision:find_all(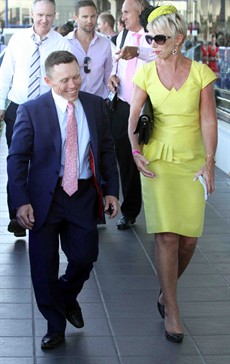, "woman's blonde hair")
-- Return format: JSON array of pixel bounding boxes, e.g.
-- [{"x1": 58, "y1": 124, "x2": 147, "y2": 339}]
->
[{"x1": 147, "y1": 12, "x2": 187, "y2": 42}]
